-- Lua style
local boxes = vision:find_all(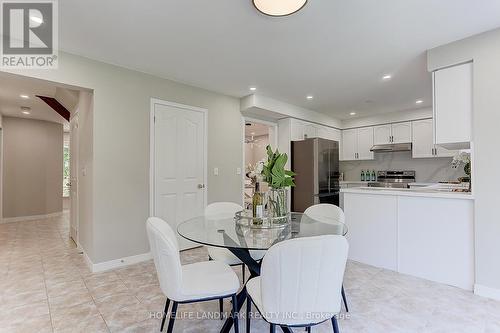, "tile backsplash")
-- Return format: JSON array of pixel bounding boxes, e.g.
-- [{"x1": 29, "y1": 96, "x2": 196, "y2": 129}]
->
[{"x1": 340, "y1": 151, "x2": 466, "y2": 183}]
